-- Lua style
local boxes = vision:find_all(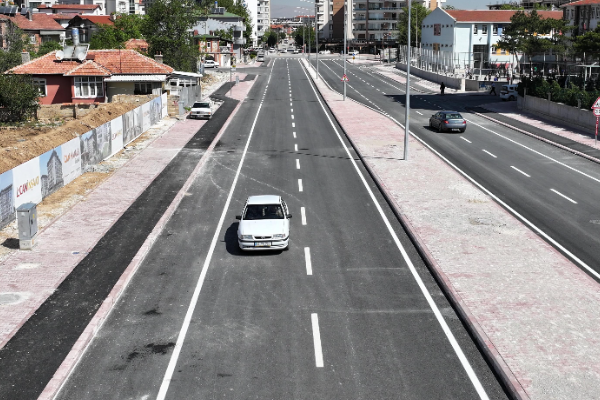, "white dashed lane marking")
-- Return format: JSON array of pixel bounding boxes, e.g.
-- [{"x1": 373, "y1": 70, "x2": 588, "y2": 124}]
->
[
  {"x1": 551, "y1": 189, "x2": 577, "y2": 204},
  {"x1": 511, "y1": 166, "x2": 530, "y2": 177}
]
